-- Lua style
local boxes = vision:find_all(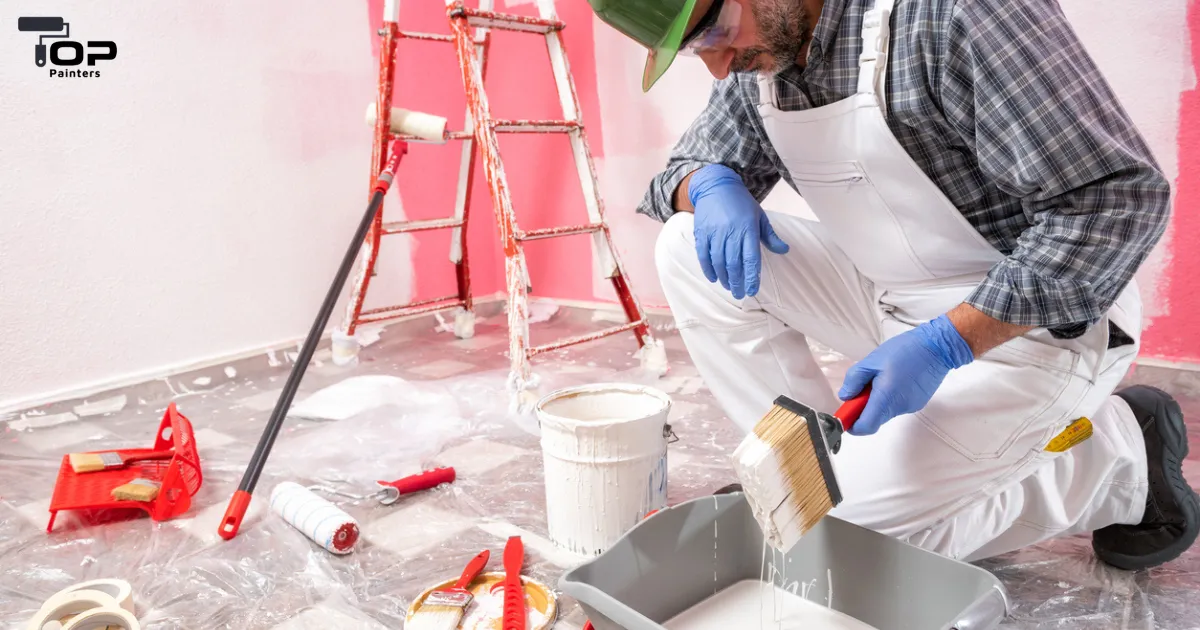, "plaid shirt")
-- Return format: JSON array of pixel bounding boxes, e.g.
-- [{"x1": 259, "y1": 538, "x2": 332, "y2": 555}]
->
[{"x1": 637, "y1": 0, "x2": 1171, "y2": 338}]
